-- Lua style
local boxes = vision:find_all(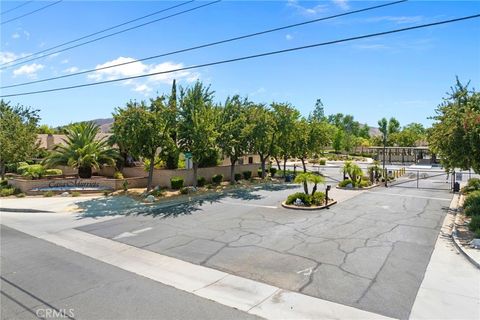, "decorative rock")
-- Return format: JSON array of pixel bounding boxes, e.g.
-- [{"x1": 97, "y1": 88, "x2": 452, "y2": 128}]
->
[
  {"x1": 60, "y1": 192, "x2": 69, "y2": 197},
  {"x1": 346, "y1": 183, "x2": 353, "y2": 188},
  {"x1": 294, "y1": 198, "x2": 304, "y2": 206},
  {"x1": 470, "y1": 239, "x2": 480, "y2": 249},
  {"x1": 144, "y1": 195, "x2": 155, "y2": 203},
  {"x1": 186, "y1": 186, "x2": 197, "y2": 194}
]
